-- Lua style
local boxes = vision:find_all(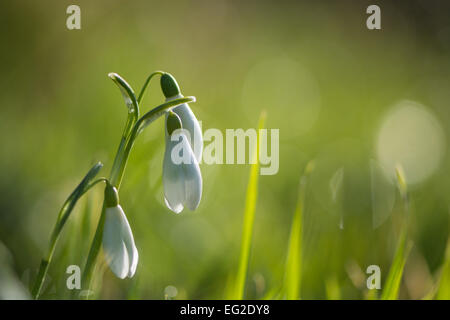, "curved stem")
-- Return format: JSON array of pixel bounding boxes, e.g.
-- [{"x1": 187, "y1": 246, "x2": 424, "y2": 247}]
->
[
  {"x1": 114, "y1": 96, "x2": 196, "y2": 189},
  {"x1": 81, "y1": 113, "x2": 137, "y2": 296},
  {"x1": 81, "y1": 201, "x2": 106, "y2": 296},
  {"x1": 81, "y1": 96, "x2": 196, "y2": 297},
  {"x1": 109, "y1": 113, "x2": 135, "y2": 185},
  {"x1": 137, "y1": 71, "x2": 164, "y2": 104},
  {"x1": 83, "y1": 178, "x2": 109, "y2": 194}
]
